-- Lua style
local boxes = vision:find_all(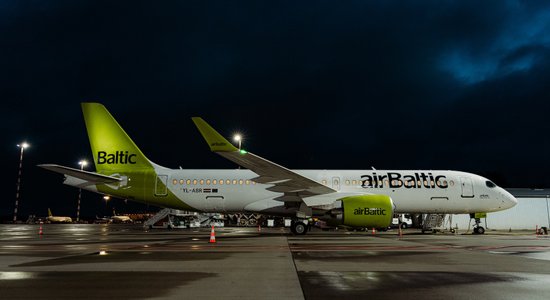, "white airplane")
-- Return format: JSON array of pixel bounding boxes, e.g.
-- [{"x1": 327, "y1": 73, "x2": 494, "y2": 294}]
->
[
  {"x1": 110, "y1": 209, "x2": 132, "y2": 223},
  {"x1": 39, "y1": 103, "x2": 517, "y2": 234},
  {"x1": 47, "y1": 208, "x2": 72, "y2": 223}
]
